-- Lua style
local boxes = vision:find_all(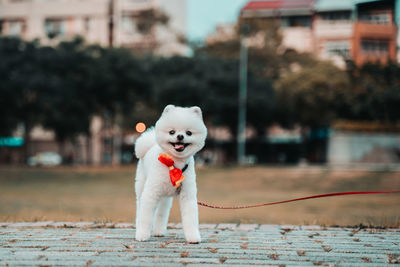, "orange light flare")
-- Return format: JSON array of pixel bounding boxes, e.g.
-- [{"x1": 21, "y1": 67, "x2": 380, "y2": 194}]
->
[{"x1": 135, "y1": 122, "x2": 146, "y2": 133}]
